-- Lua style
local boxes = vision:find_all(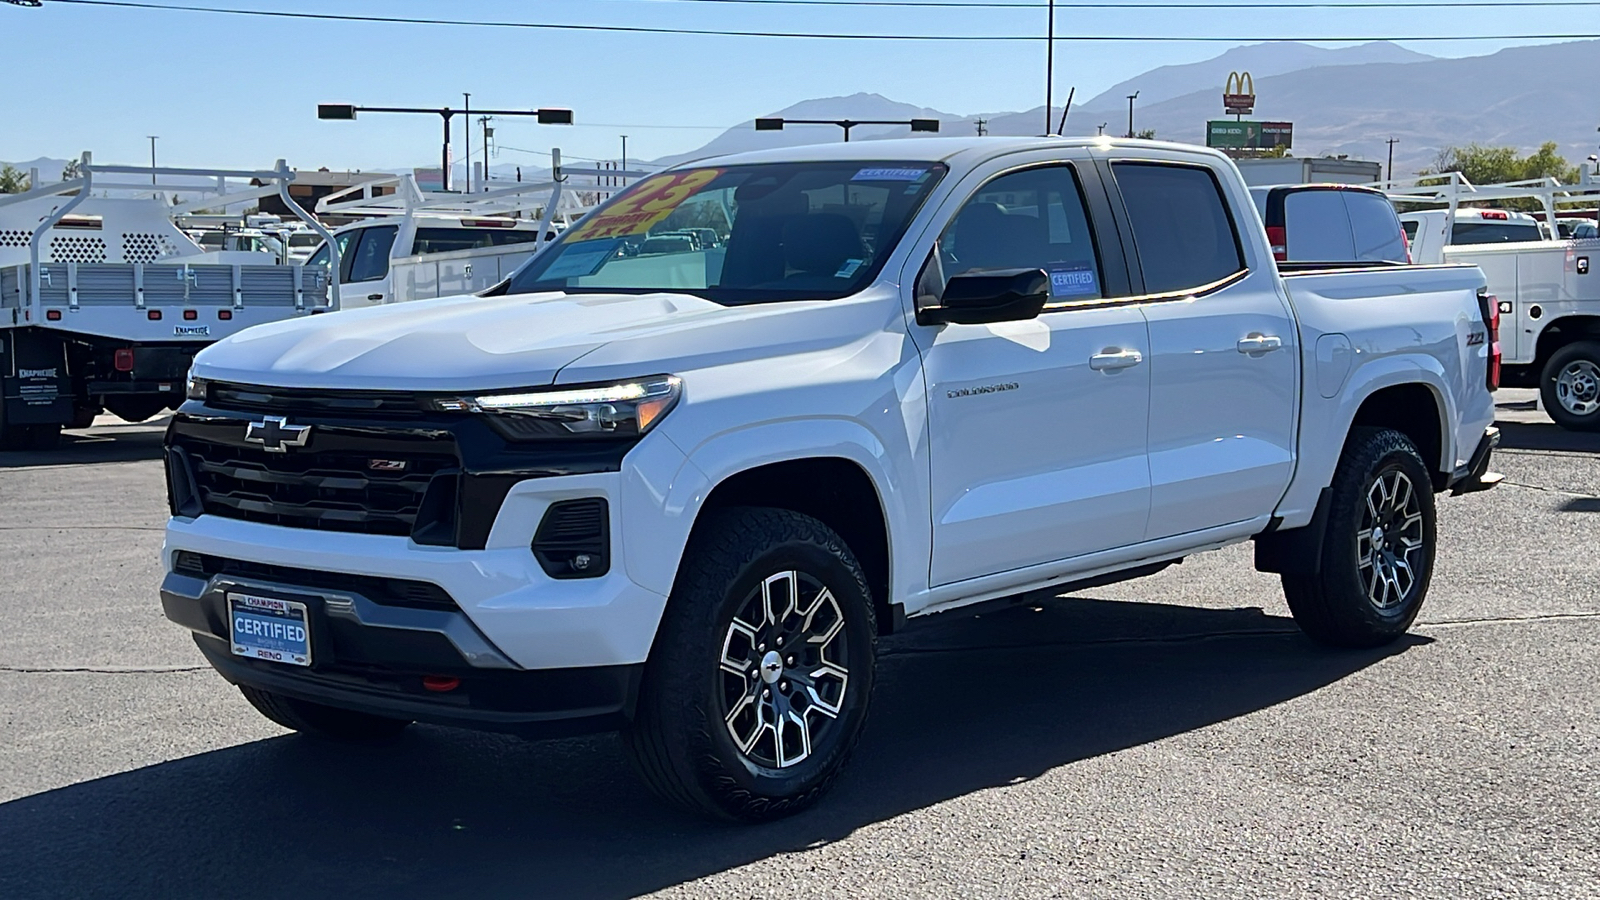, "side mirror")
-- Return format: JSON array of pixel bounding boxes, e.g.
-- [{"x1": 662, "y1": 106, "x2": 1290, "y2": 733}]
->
[{"x1": 917, "y1": 268, "x2": 1050, "y2": 326}]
